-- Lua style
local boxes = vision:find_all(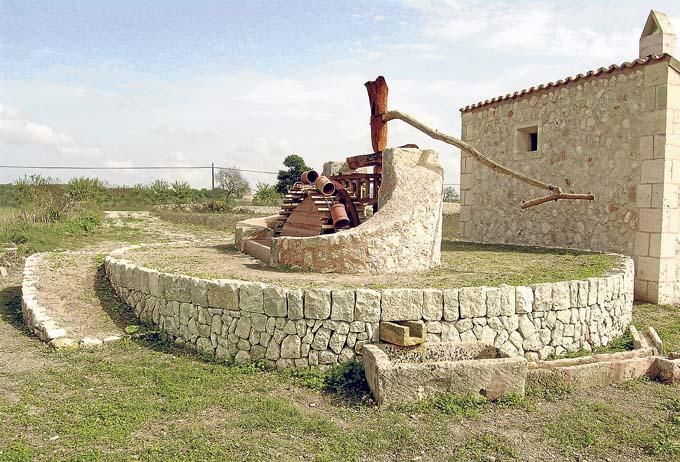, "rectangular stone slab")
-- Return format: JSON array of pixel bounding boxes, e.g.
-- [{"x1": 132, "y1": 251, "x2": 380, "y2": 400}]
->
[{"x1": 379, "y1": 321, "x2": 426, "y2": 346}]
